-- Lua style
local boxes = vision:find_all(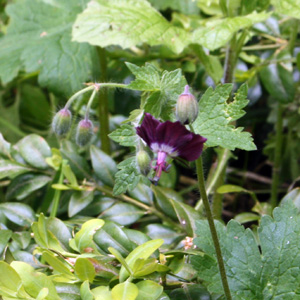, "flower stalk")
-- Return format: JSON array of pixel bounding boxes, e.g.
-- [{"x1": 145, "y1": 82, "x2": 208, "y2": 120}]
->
[{"x1": 190, "y1": 125, "x2": 232, "y2": 300}]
